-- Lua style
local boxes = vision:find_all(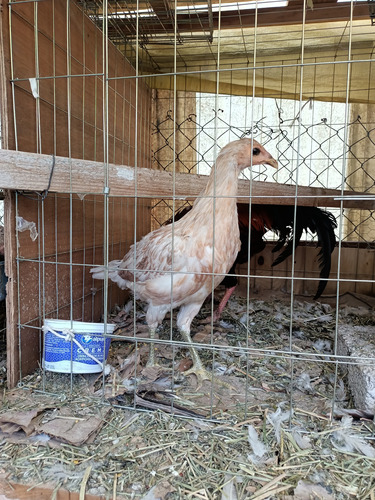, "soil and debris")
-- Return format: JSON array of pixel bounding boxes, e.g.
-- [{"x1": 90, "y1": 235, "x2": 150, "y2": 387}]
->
[{"x1": 0, "y1": 291, "x2": 375, "y2": 499}]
